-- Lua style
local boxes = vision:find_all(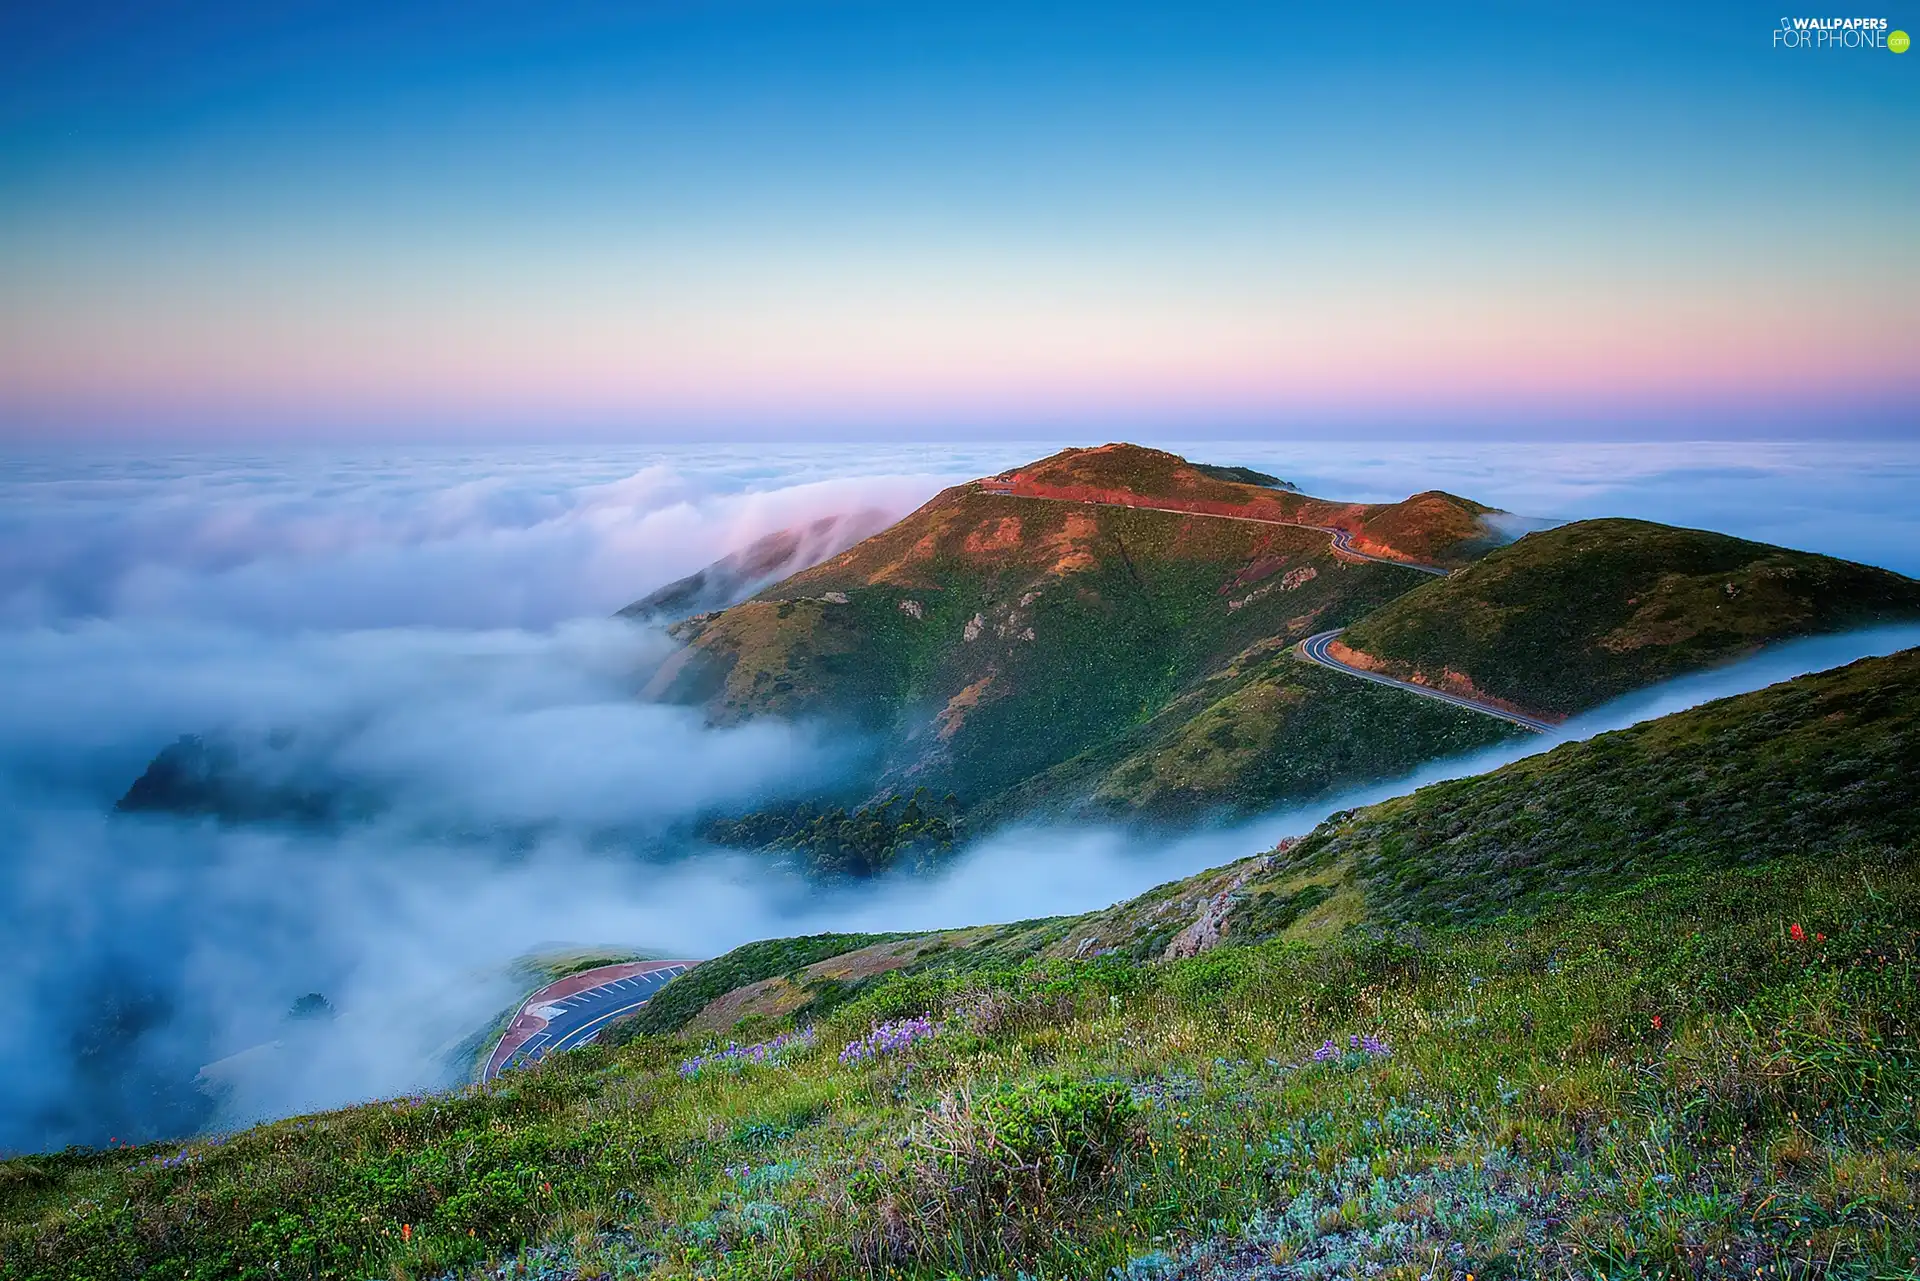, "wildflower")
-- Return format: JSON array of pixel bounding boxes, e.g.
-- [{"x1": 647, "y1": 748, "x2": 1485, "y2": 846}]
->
[
  {"x1": 1815, "y1": 932, "x2": 1826, "y2": 943},
  {"x1": 1311, "y1": 1033, "x2": 1389, "y2": 1064},
  {"x1": 1651, "y1": 1015, "x2": 1662, "y2": 1030},
  {"x1": 839, "y1": 1015, "x2": 937, "y2": 1065},
  {"x1": 1789, "y1": 923, "x2": 1806, "y2": 943},
  {"x1": 401, "y1": 1223, "x2": 412, "y2": 1243},
  {"x1": 678, "y1": 1026, "x2": 817, "y2": 1078}
]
